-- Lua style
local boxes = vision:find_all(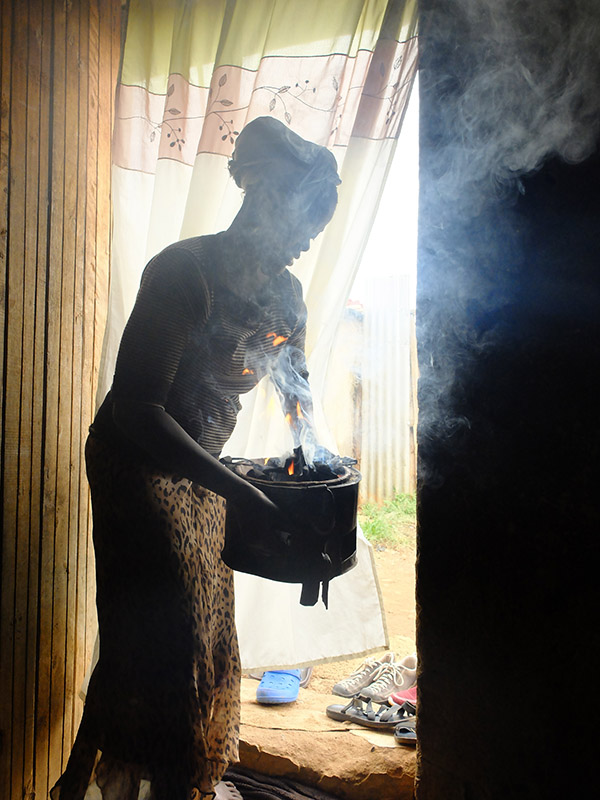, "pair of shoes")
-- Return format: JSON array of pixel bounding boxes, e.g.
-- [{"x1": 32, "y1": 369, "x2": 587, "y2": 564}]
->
[
  {"x1": 326, "y1": 696, "x2": 416, "y2": 730},
  {"x1": 389, "y1": 683, "x2": 417, "y2": 706},
  {"x1": 331, "y1": 651, "x2": 396, "y2": 698},
  {"x1": 256, "y1": 669, "x2": 306, "y2": 704},
  {"x1": 358, "y1": 654, "x2": 417, "y2": 704},
  {"x1": 393, "y1": 705, "x2": 417, "y2": 746}
]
